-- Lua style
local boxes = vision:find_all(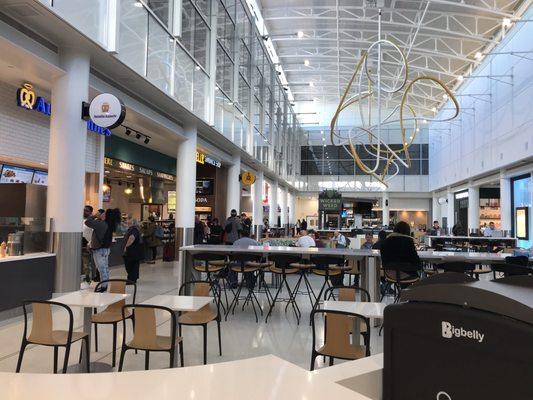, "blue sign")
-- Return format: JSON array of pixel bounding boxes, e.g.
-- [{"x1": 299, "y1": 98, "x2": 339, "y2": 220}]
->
[{"x1": 16, "y1": 83, "x2": 112, "y2": 136}]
